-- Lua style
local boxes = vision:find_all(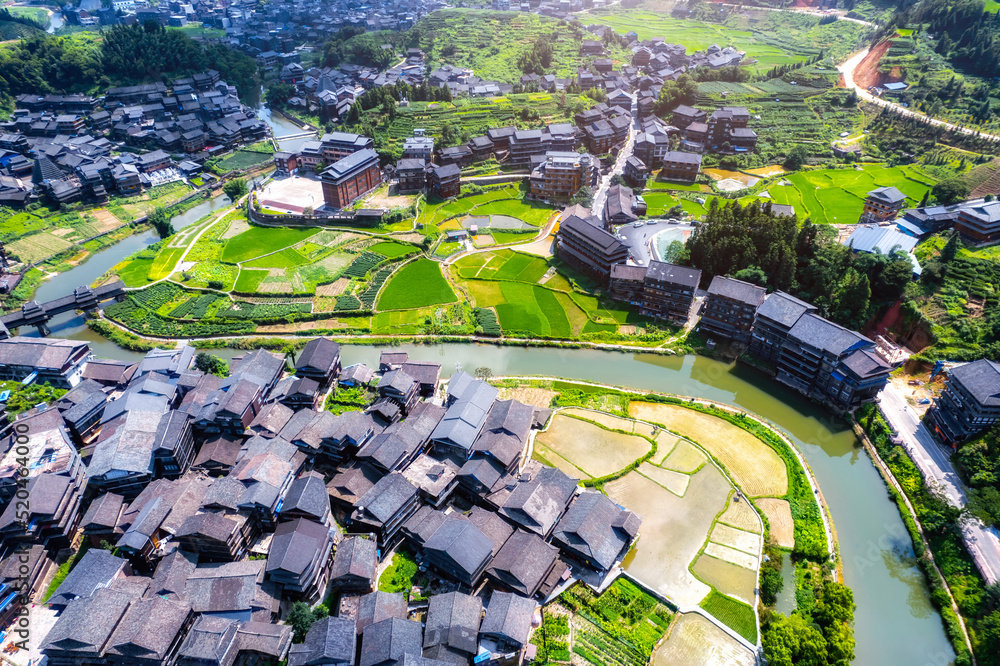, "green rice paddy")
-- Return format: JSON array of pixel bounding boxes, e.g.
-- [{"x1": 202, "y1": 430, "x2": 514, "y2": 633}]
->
[{"x1": 377, "y1": 259, "x2": 458, "y2": 310}]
